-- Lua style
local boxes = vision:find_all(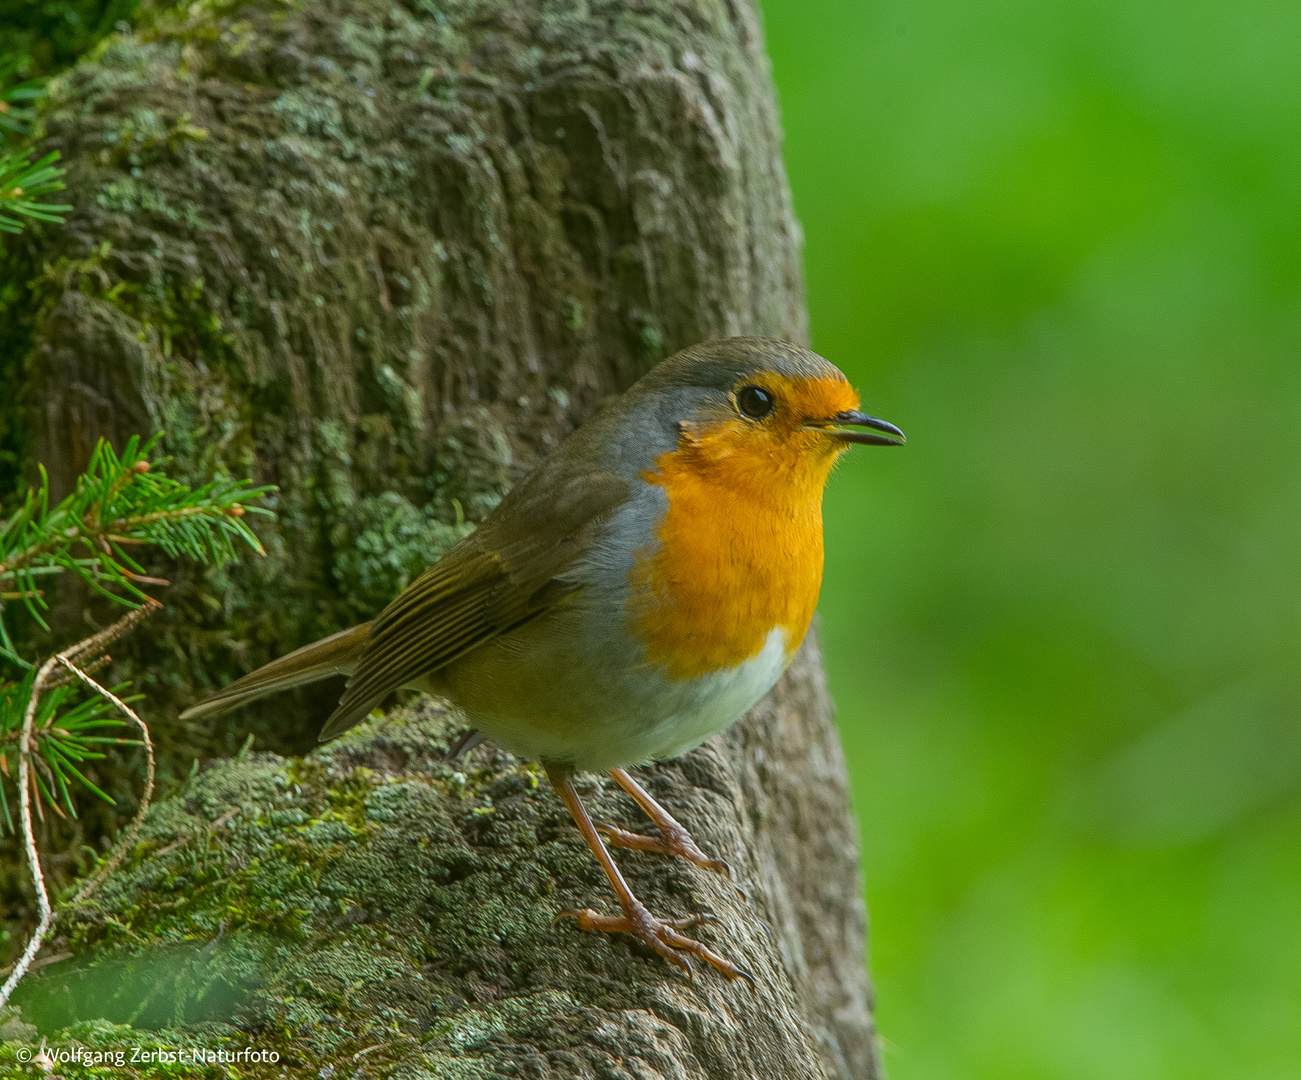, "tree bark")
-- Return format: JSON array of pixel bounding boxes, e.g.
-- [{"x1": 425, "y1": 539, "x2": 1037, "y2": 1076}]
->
[{"x1": 7, "y1": 0, "x2": 880, "y2": 1075}]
